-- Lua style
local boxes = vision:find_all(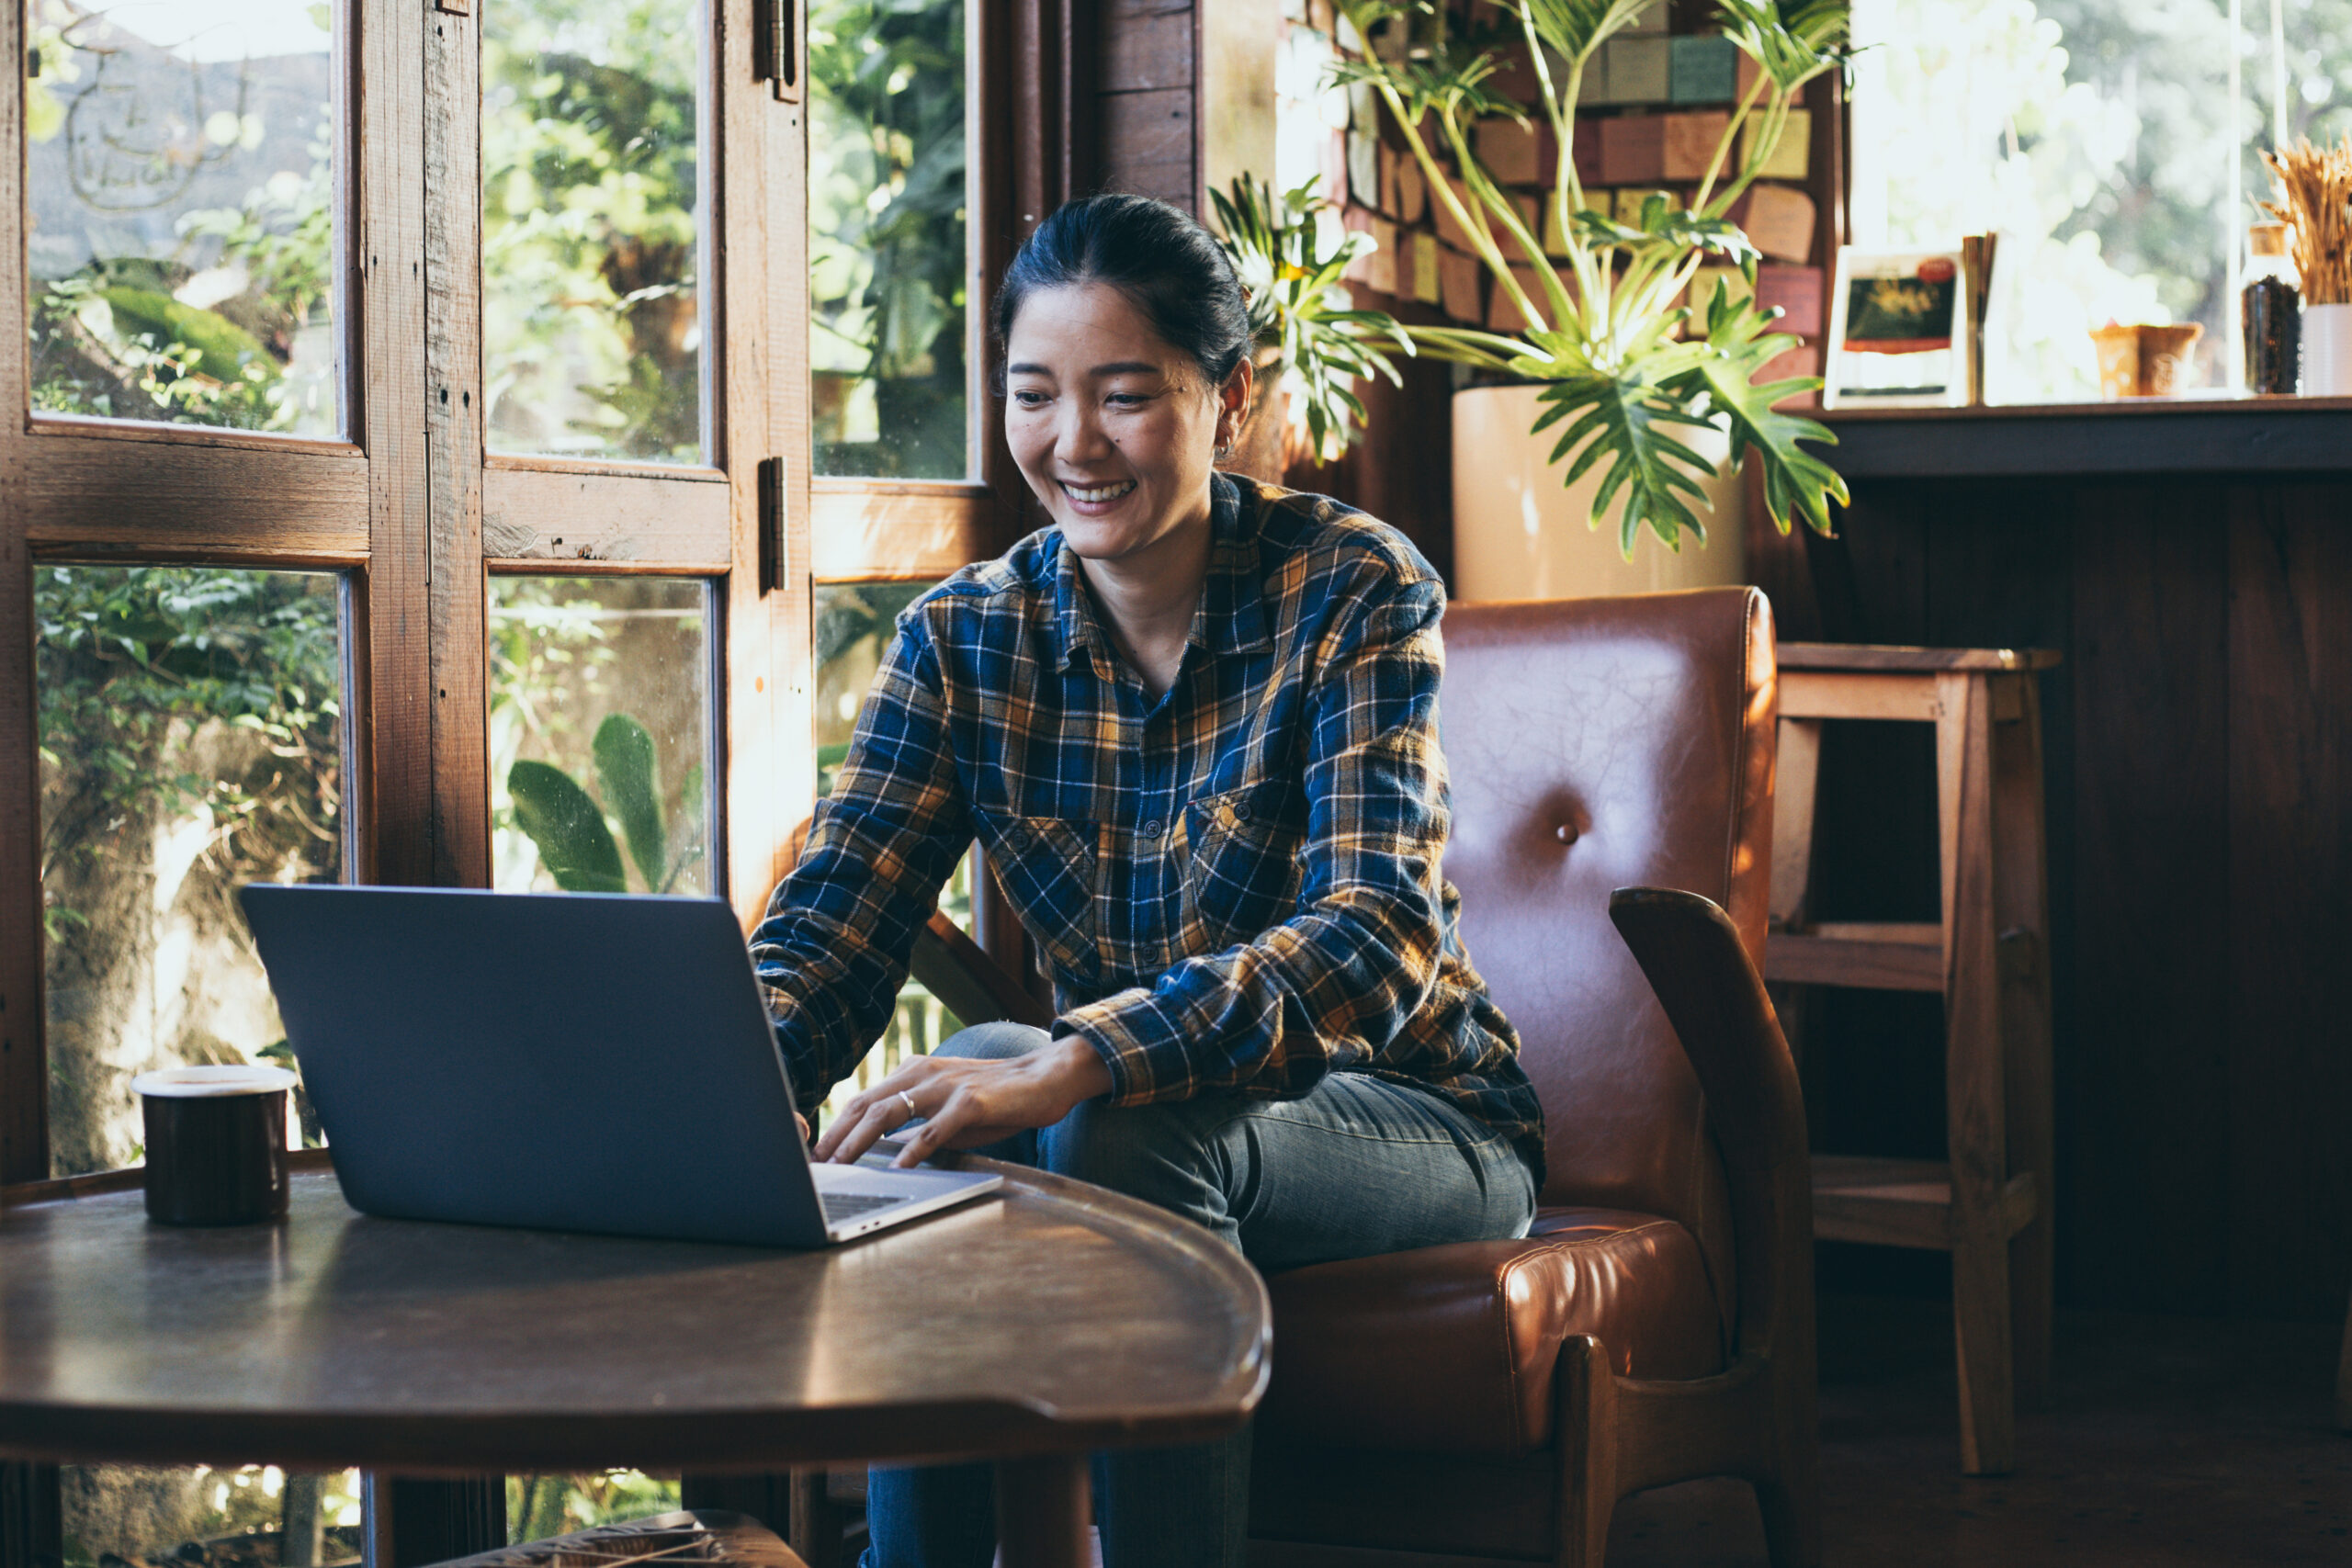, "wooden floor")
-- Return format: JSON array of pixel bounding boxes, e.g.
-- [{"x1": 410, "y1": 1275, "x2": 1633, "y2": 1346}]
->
[{"x1": 1609, "y1": 1293, "x2": 2352, "y2": 1566}]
